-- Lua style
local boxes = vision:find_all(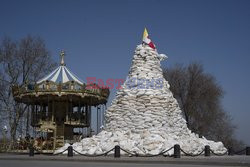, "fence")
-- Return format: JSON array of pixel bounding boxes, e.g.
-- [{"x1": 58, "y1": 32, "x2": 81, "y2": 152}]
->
[{"x1": 25, "y1": 144, "x2": 250, "y2": 158}]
